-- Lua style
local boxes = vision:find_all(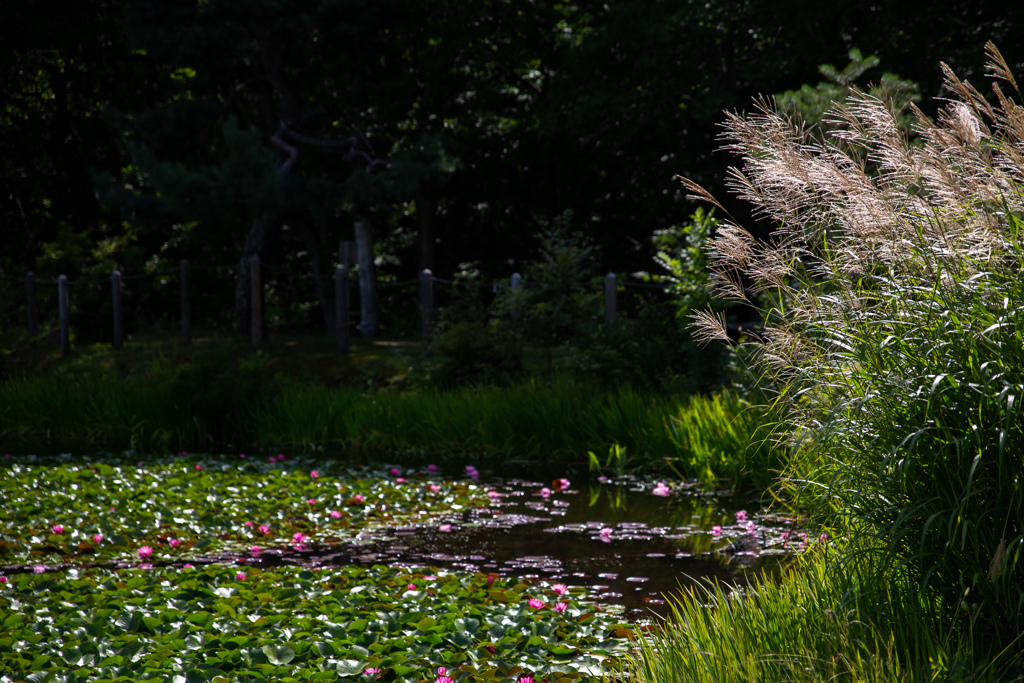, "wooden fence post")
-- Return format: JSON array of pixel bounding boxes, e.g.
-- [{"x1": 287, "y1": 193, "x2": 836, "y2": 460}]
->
[
  {"x1": 604, "y1": 272, "x2": 616, "y2": 324},
  {"x1": 180, "y1": 260, "x2": 191, "y2": 345},
  {"x1": 26, "y1": 272, "x2": 37, "y2": 337},
  {"x1": 250, "y1": 256, "x2": 263, "y2": 346},
  {"x1": 335, "y1": 266, "x2": 349, "y2": 355},
  {"x1": 58, "y1": 275, "x2": 70, "y2": 357},
  {"x1": 419, "y1": 269, "x2": 434, "y2": 340},
  {"x1": 112, "y1": 270, "x2": 123, "y2": 350}
]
